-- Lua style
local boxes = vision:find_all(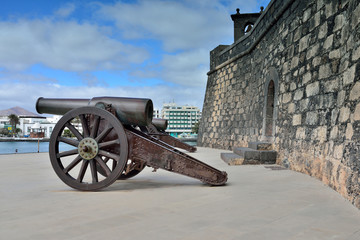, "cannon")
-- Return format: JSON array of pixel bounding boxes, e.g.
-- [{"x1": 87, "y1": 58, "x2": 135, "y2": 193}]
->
[
  {"x1": 143, "y1": 118, "x2": 197, "y2": 153},
  {"x1": 36, "y1": 97, "x2": 227, "y2": 191}
]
